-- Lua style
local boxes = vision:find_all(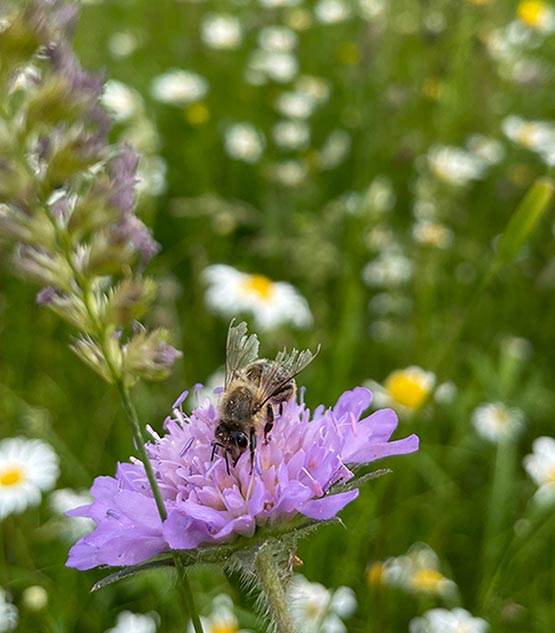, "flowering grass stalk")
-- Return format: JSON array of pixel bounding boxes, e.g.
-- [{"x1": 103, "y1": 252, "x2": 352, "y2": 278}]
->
[{"x1": 0, "y1": 2, "x2": 202, "y2": 631}]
